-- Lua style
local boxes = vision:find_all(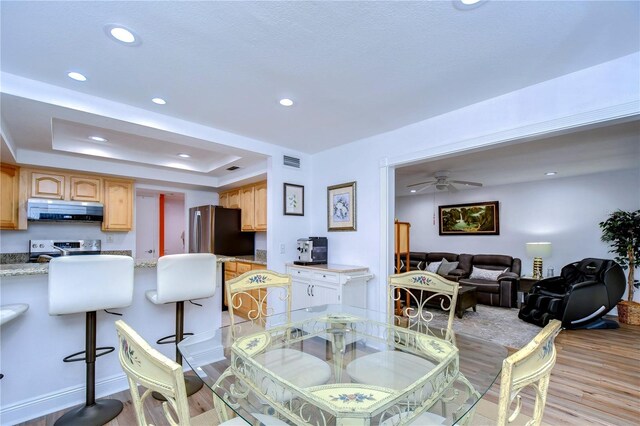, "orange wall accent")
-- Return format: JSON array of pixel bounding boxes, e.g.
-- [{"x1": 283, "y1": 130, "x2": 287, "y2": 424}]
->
[{"x1": 159, "y1": 194, "x2": 165, "y2": 257}]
